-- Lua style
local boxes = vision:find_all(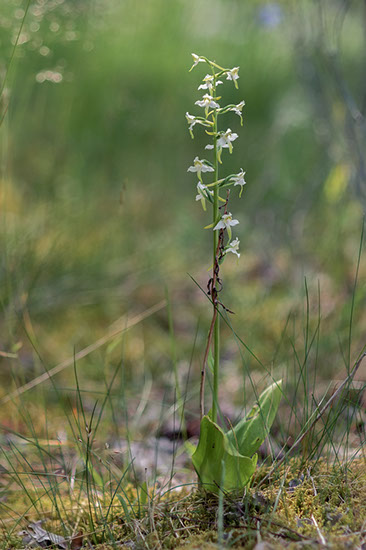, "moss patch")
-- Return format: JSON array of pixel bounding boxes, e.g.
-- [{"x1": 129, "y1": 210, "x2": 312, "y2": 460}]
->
[{"x1": 1, "y1": 458, "x2": 366, "y2": 549}]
